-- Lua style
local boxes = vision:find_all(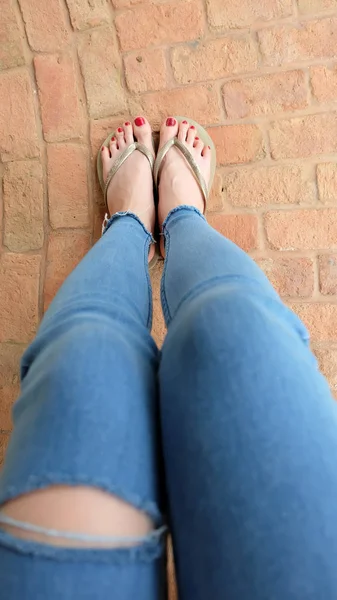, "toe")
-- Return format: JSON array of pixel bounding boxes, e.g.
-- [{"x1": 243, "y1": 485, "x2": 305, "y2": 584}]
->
[
  {"x1": 186, "y1": 125, "x2": 197, "y2": 146},
  {"x1": 178, "y1": 120, "x2": 189, "y2": 143},
  {"x1": 133, "y1": 116, "x2": 153, "y2": 151},
  {"x1": 159, "y1": 116, "x2": 179, "y2": 149},
  {"x1": 193, "y1": 136, "x2": 204, "y2": 153},
  {"x1": 123, "y1": 121, "x2": 134, "y2": 144},
  {"x1": 116, "y1": 126, "x2": 126, "y2": 150},
  {"x1": 101, "y1": 145, "x2": 112, "y2": 181},
  {"x1": 202, "y1": 144, "x2": 212, "y2": 159},
  {"x1": 109, "y1": 136, "x2": 118, "y2": 158}
]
